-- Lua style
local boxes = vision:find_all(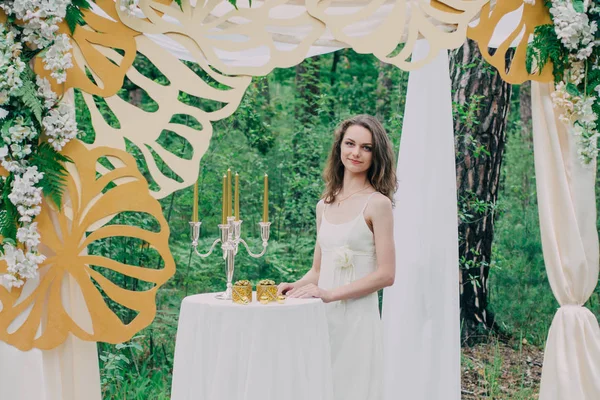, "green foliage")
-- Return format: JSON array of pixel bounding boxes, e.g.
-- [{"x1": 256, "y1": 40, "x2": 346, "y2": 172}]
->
[
  {"x1": 14, "y1": 72, "x2": 44, "y2": 125},
  {"x1": 572, "y1": 0, "x2": 585, "y2": 13},
  {"x1": 29, "y1": 143, "x2": 72, "y2": 209},
  {"x1": 65, "y1": 0, "x2": 92, "y2": 33},
  {"x1": 0, "y1": 176, "x2": 17, "y2": 242},
  {"x1": 526, "y1": 24, "x2": 567, "y2": 82},
  {"x1": 235, "y1": 77, "x2": 276, "y2": 155}
]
